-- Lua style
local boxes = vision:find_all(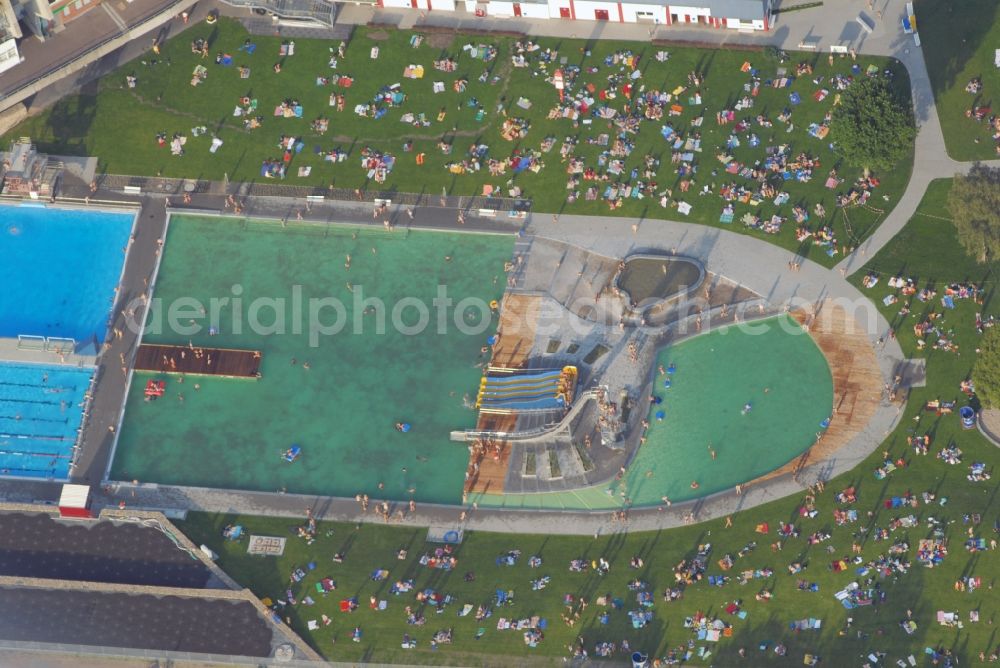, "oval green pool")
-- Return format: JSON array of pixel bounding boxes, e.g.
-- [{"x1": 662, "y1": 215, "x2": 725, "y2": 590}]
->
[
  {"x1": 627, "y1": 315, "x2": 833, "y2": 504},
  {"x1": 475, "y1": 315, "x2": 833, "y2": 510}
]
